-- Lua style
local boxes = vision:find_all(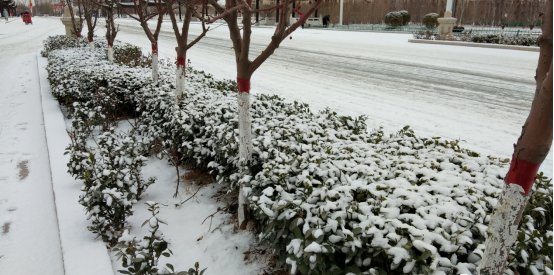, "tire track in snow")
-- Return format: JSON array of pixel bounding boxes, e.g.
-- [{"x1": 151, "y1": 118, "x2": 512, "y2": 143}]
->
[{"x1": 118, "y1": 23, "x2": 534, "y2": 113}]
